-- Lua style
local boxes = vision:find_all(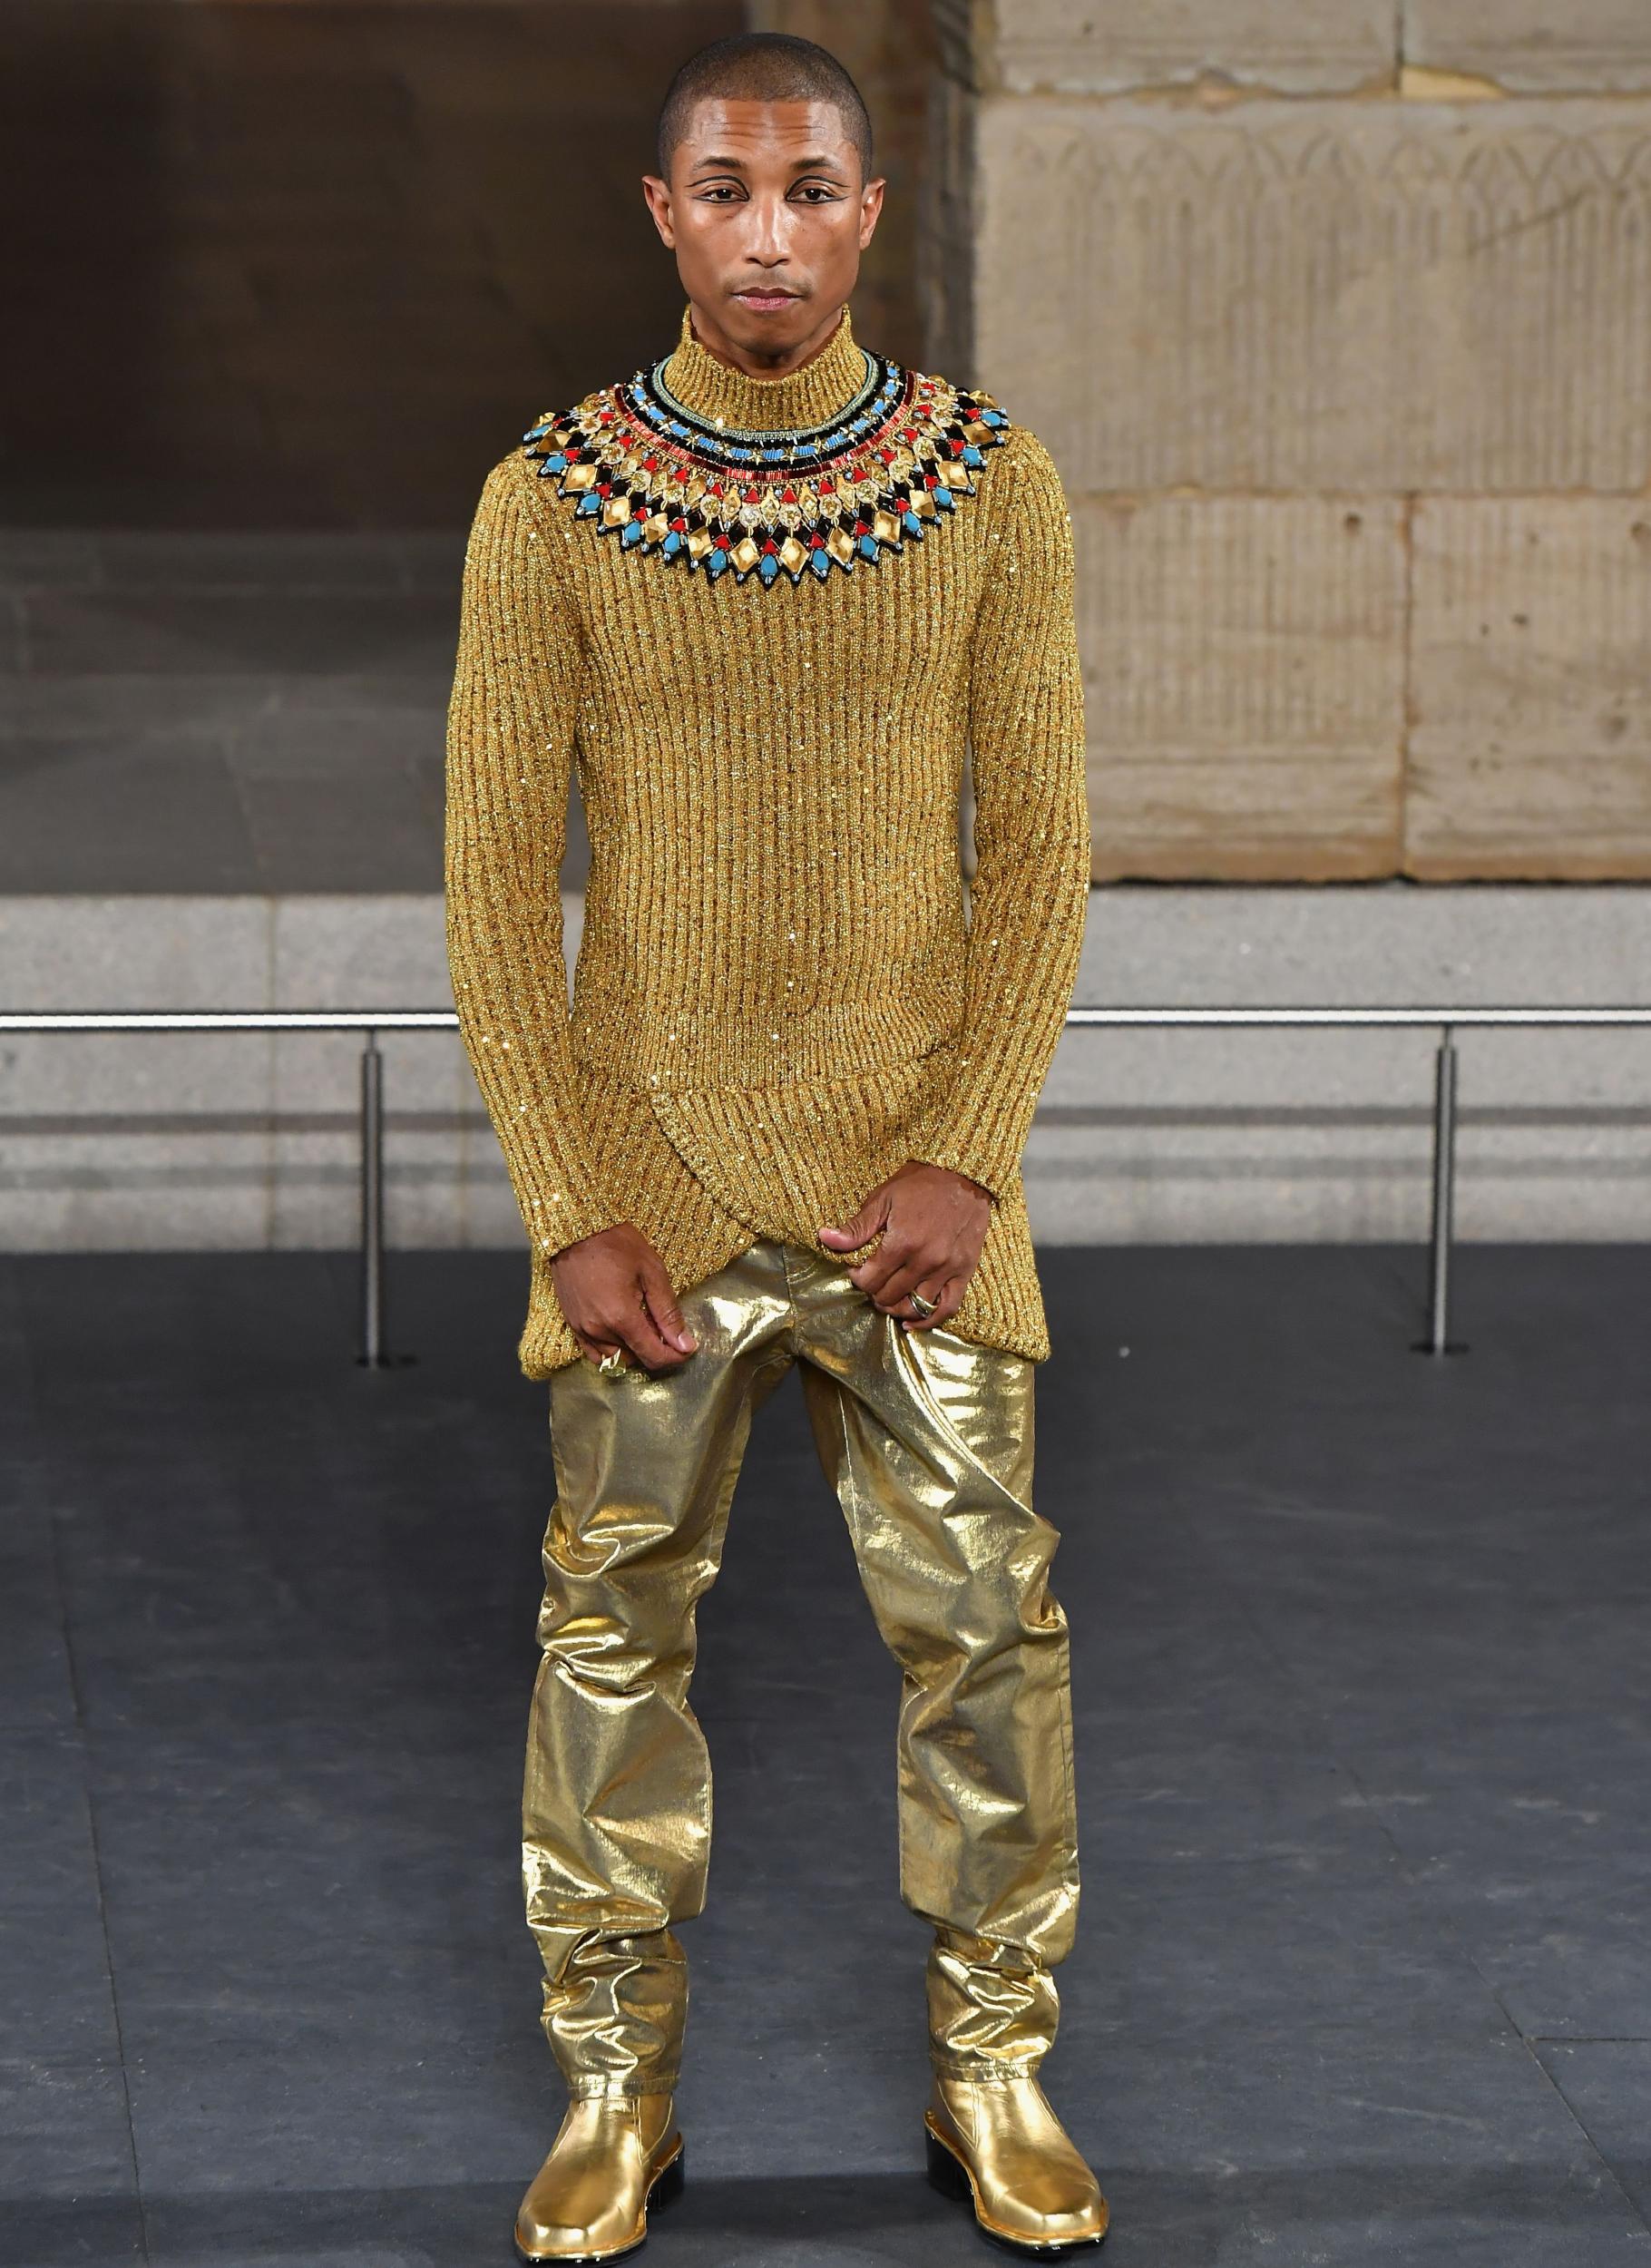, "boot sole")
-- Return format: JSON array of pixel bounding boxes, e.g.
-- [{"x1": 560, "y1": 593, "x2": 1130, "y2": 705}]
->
[
  {"x1": 925, "y1": 2122, "x2": 1107, "y2": 2257},
  {"x1": 514, "y1": 2136, "x2": 685, "y2": 2265}
]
